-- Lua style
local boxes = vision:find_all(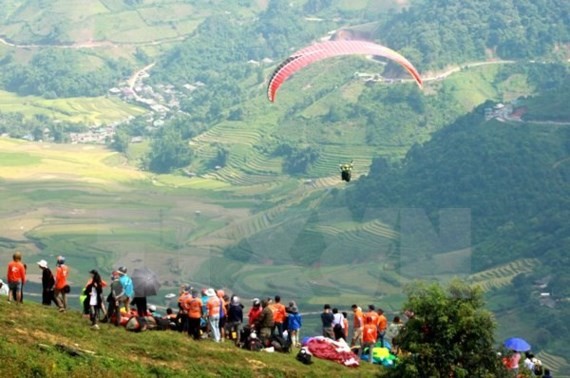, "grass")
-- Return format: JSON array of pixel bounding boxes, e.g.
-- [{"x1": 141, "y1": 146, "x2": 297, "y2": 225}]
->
[
  {"x1": 0, "y1": 137, "x2": 146, "y2": 185},
  {"x1": 0, "y1": 151, "x2": 41, "y2": 166},
  {"x1": 0, "y1": 90, "x2": 145, "y2": 124},
  {"x1": 0, "y1": 0, "x2": 262, "y2": 46},
  {"x1": 0, "y1": 301, "x2": 380, "y2": 377}
]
